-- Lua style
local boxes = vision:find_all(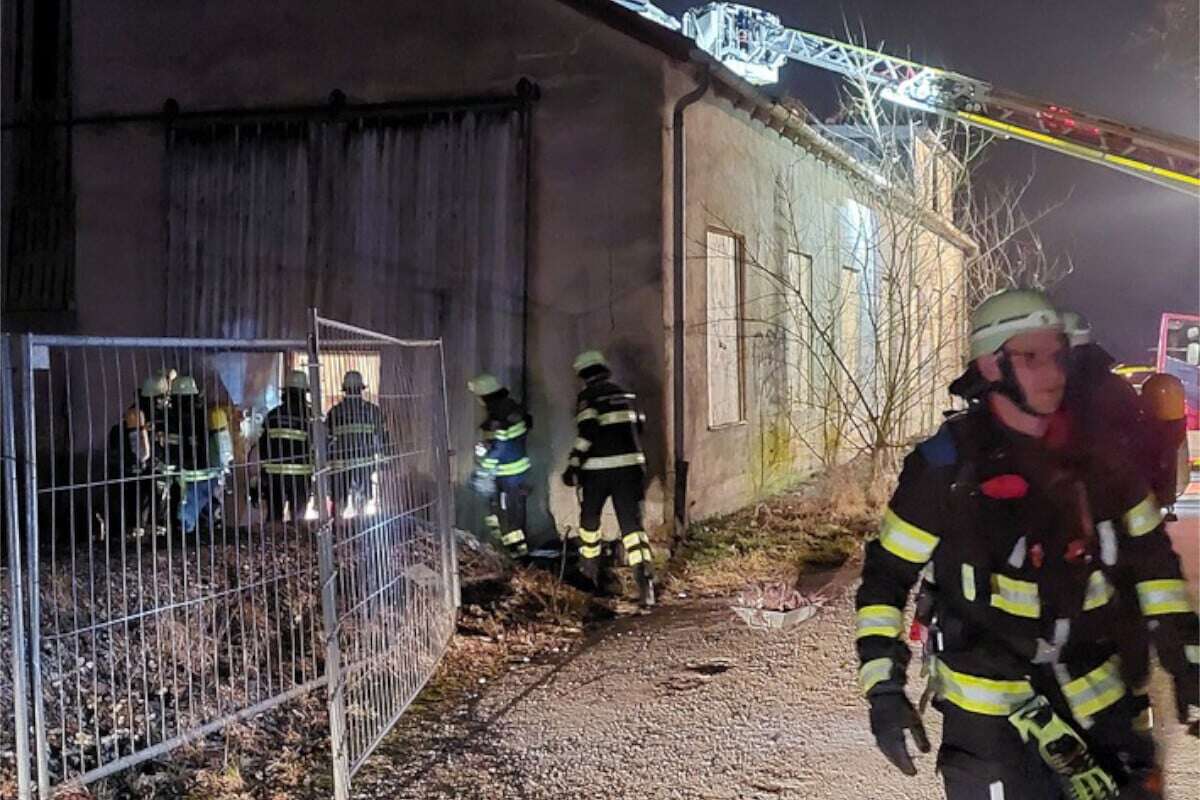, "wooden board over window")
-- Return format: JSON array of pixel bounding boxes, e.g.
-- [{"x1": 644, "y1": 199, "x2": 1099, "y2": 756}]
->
[{"x1": 706, "y1": 230, "x2": 744, "y2": 428}]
